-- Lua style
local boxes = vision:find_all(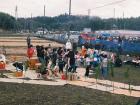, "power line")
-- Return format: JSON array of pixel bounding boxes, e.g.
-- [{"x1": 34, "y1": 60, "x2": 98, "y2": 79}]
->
[
  {"x1": 72, "y1": 0, "x2": 127, "y2": 16},
  {"x1": 90, "y1": 0, "x2": 127, "y2": 10}
]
